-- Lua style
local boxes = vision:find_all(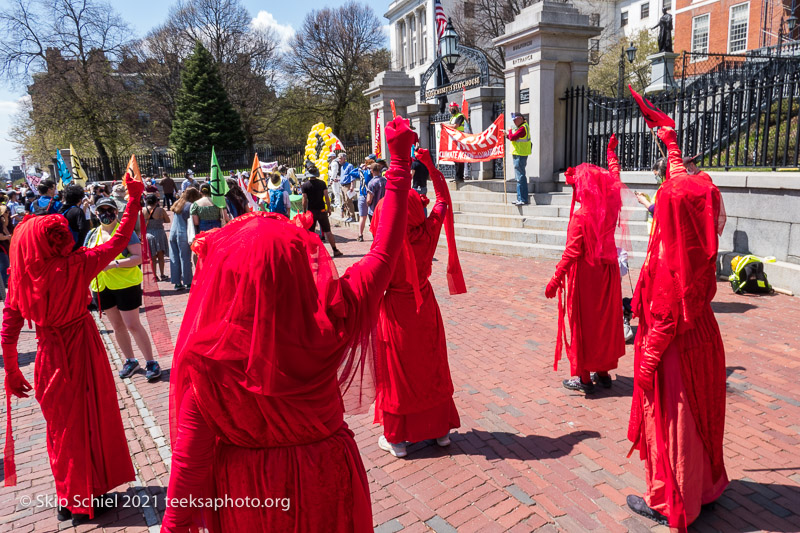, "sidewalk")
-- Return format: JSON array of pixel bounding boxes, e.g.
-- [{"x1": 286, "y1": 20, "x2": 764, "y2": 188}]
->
[{"x1": 2, "y1": 220, "x2": 799, "y2": 532}]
